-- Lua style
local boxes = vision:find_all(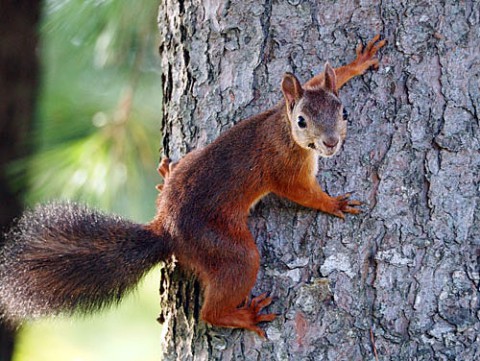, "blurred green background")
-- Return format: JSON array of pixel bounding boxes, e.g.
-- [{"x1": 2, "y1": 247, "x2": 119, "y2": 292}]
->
[{"x1": 10, "y1": 0, "x2": 164, "y2": 360}]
